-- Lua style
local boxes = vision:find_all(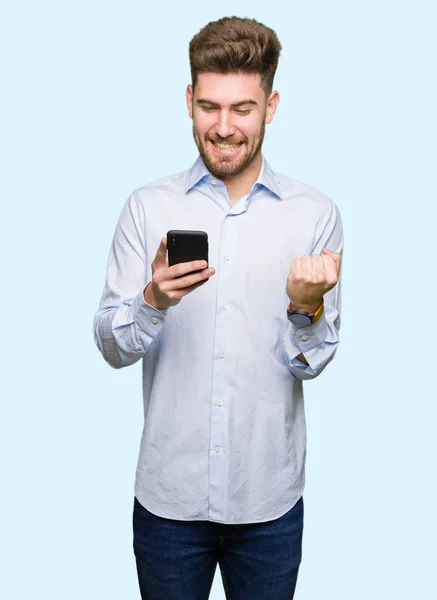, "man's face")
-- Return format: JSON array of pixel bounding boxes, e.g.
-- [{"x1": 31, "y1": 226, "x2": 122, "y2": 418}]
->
[{"x1": 186, "y1": 72, "x2": 279, "y2": 180}]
